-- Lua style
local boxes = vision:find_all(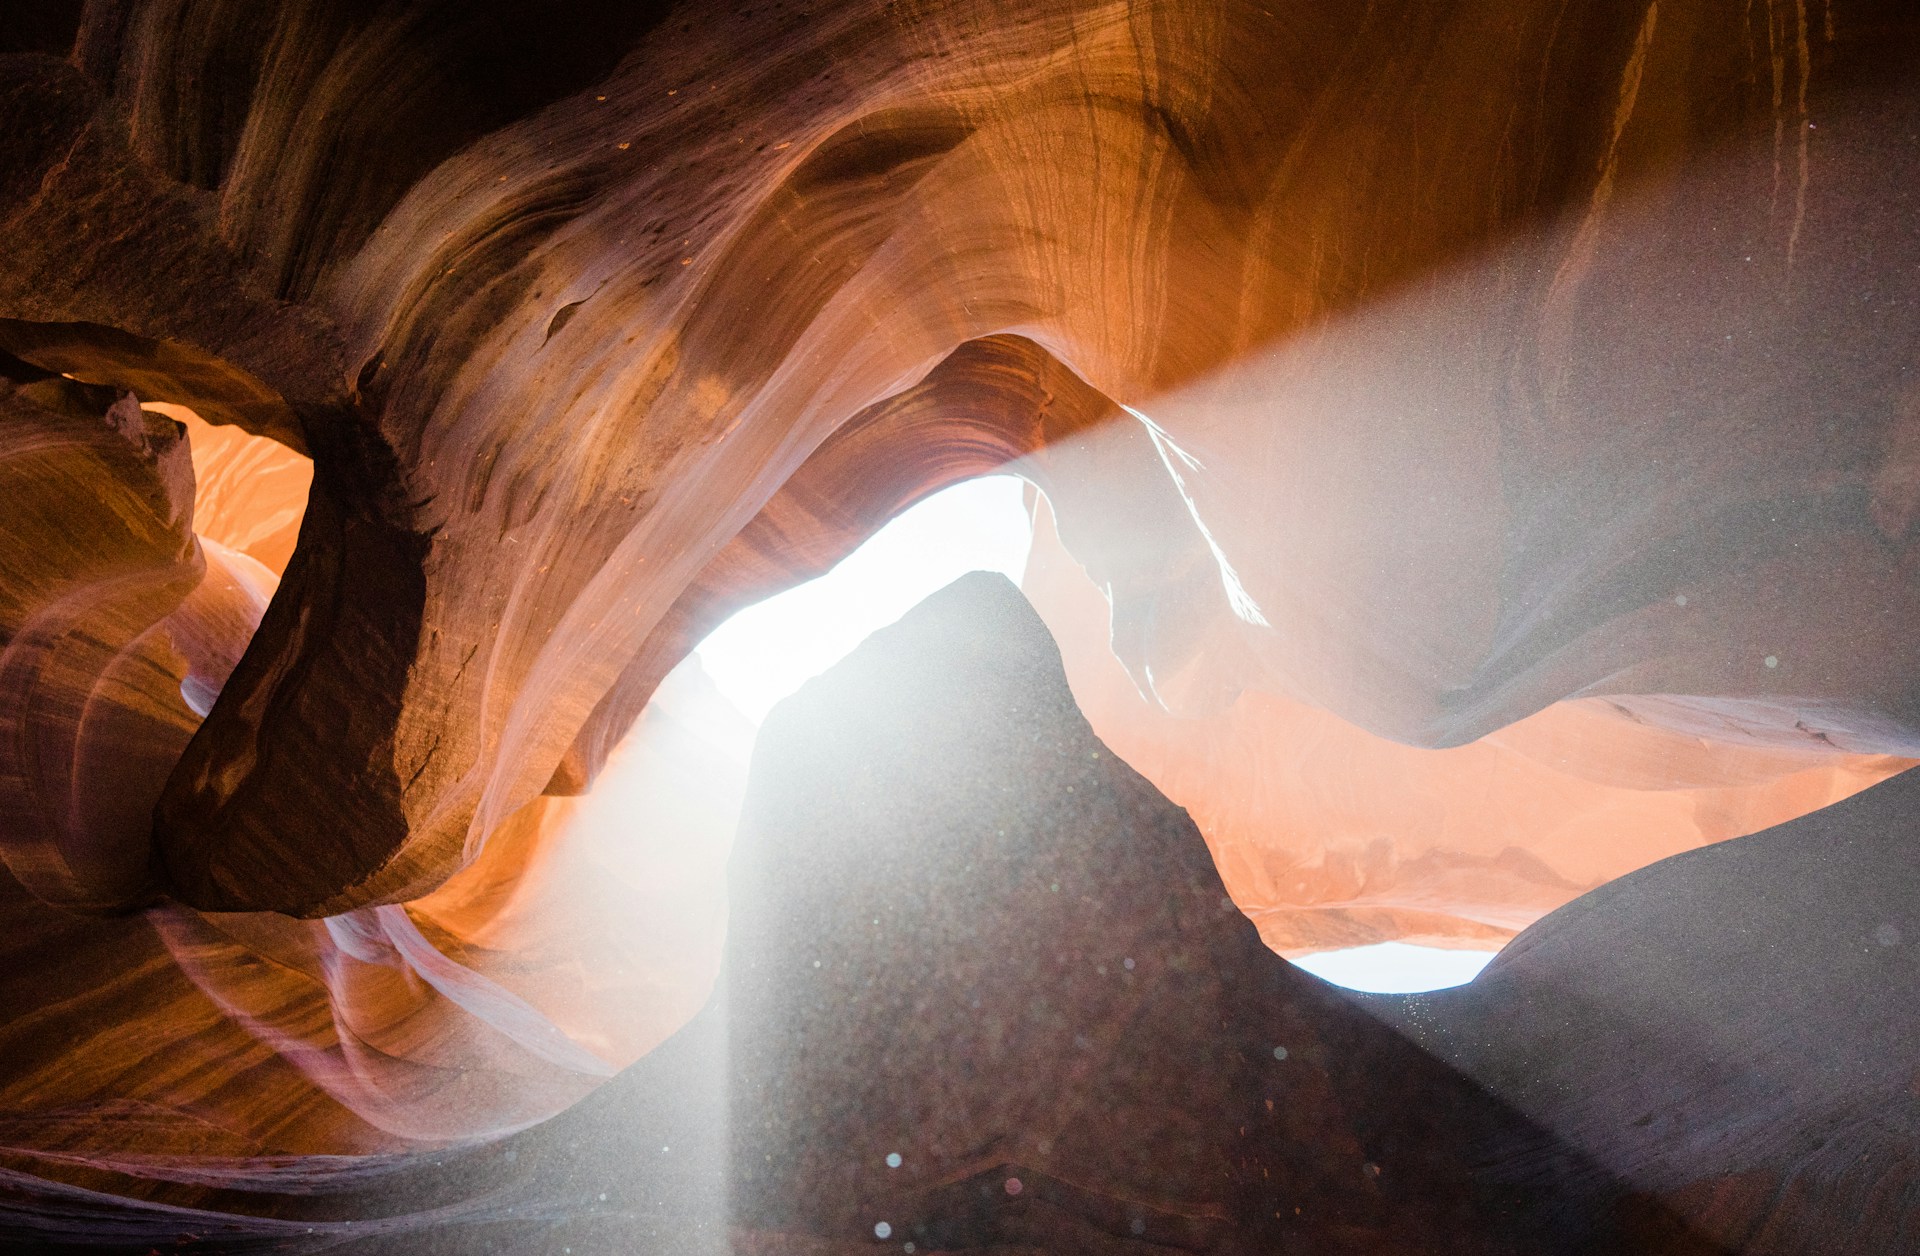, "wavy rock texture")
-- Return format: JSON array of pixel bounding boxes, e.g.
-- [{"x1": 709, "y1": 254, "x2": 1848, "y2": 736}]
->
[
  {"x1": 158, "y1": 405, "x2": 312, "y2": 578},
  {"x1": 1386, "y1": 759, "x2": 1920, "y2": 1254},
  {"x1": 0, "y1": 0, "x2": 1918, "y2": 1248},
  {"x1": 2, "y1": 0, "x2": 1905, "y2": 917},
  {"x1": 0, "y1": 365, "x2": 201, "y2": 912},
  {"x1": 14, "y1": 573, "x2": 1896, "y2": 1253},
  {"x1": 1023, "y1": 493, "x2": 1913, "y2": 953},
  {"x1": 0, "y1": 646, "x2": 746, "y2": 1239},
  {"x1": 0, "y1": 382, "x2": 736, "y2": 1171},
  {"x1": 547, "y1": 333, "x2": 1093, "y2": 793}
]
